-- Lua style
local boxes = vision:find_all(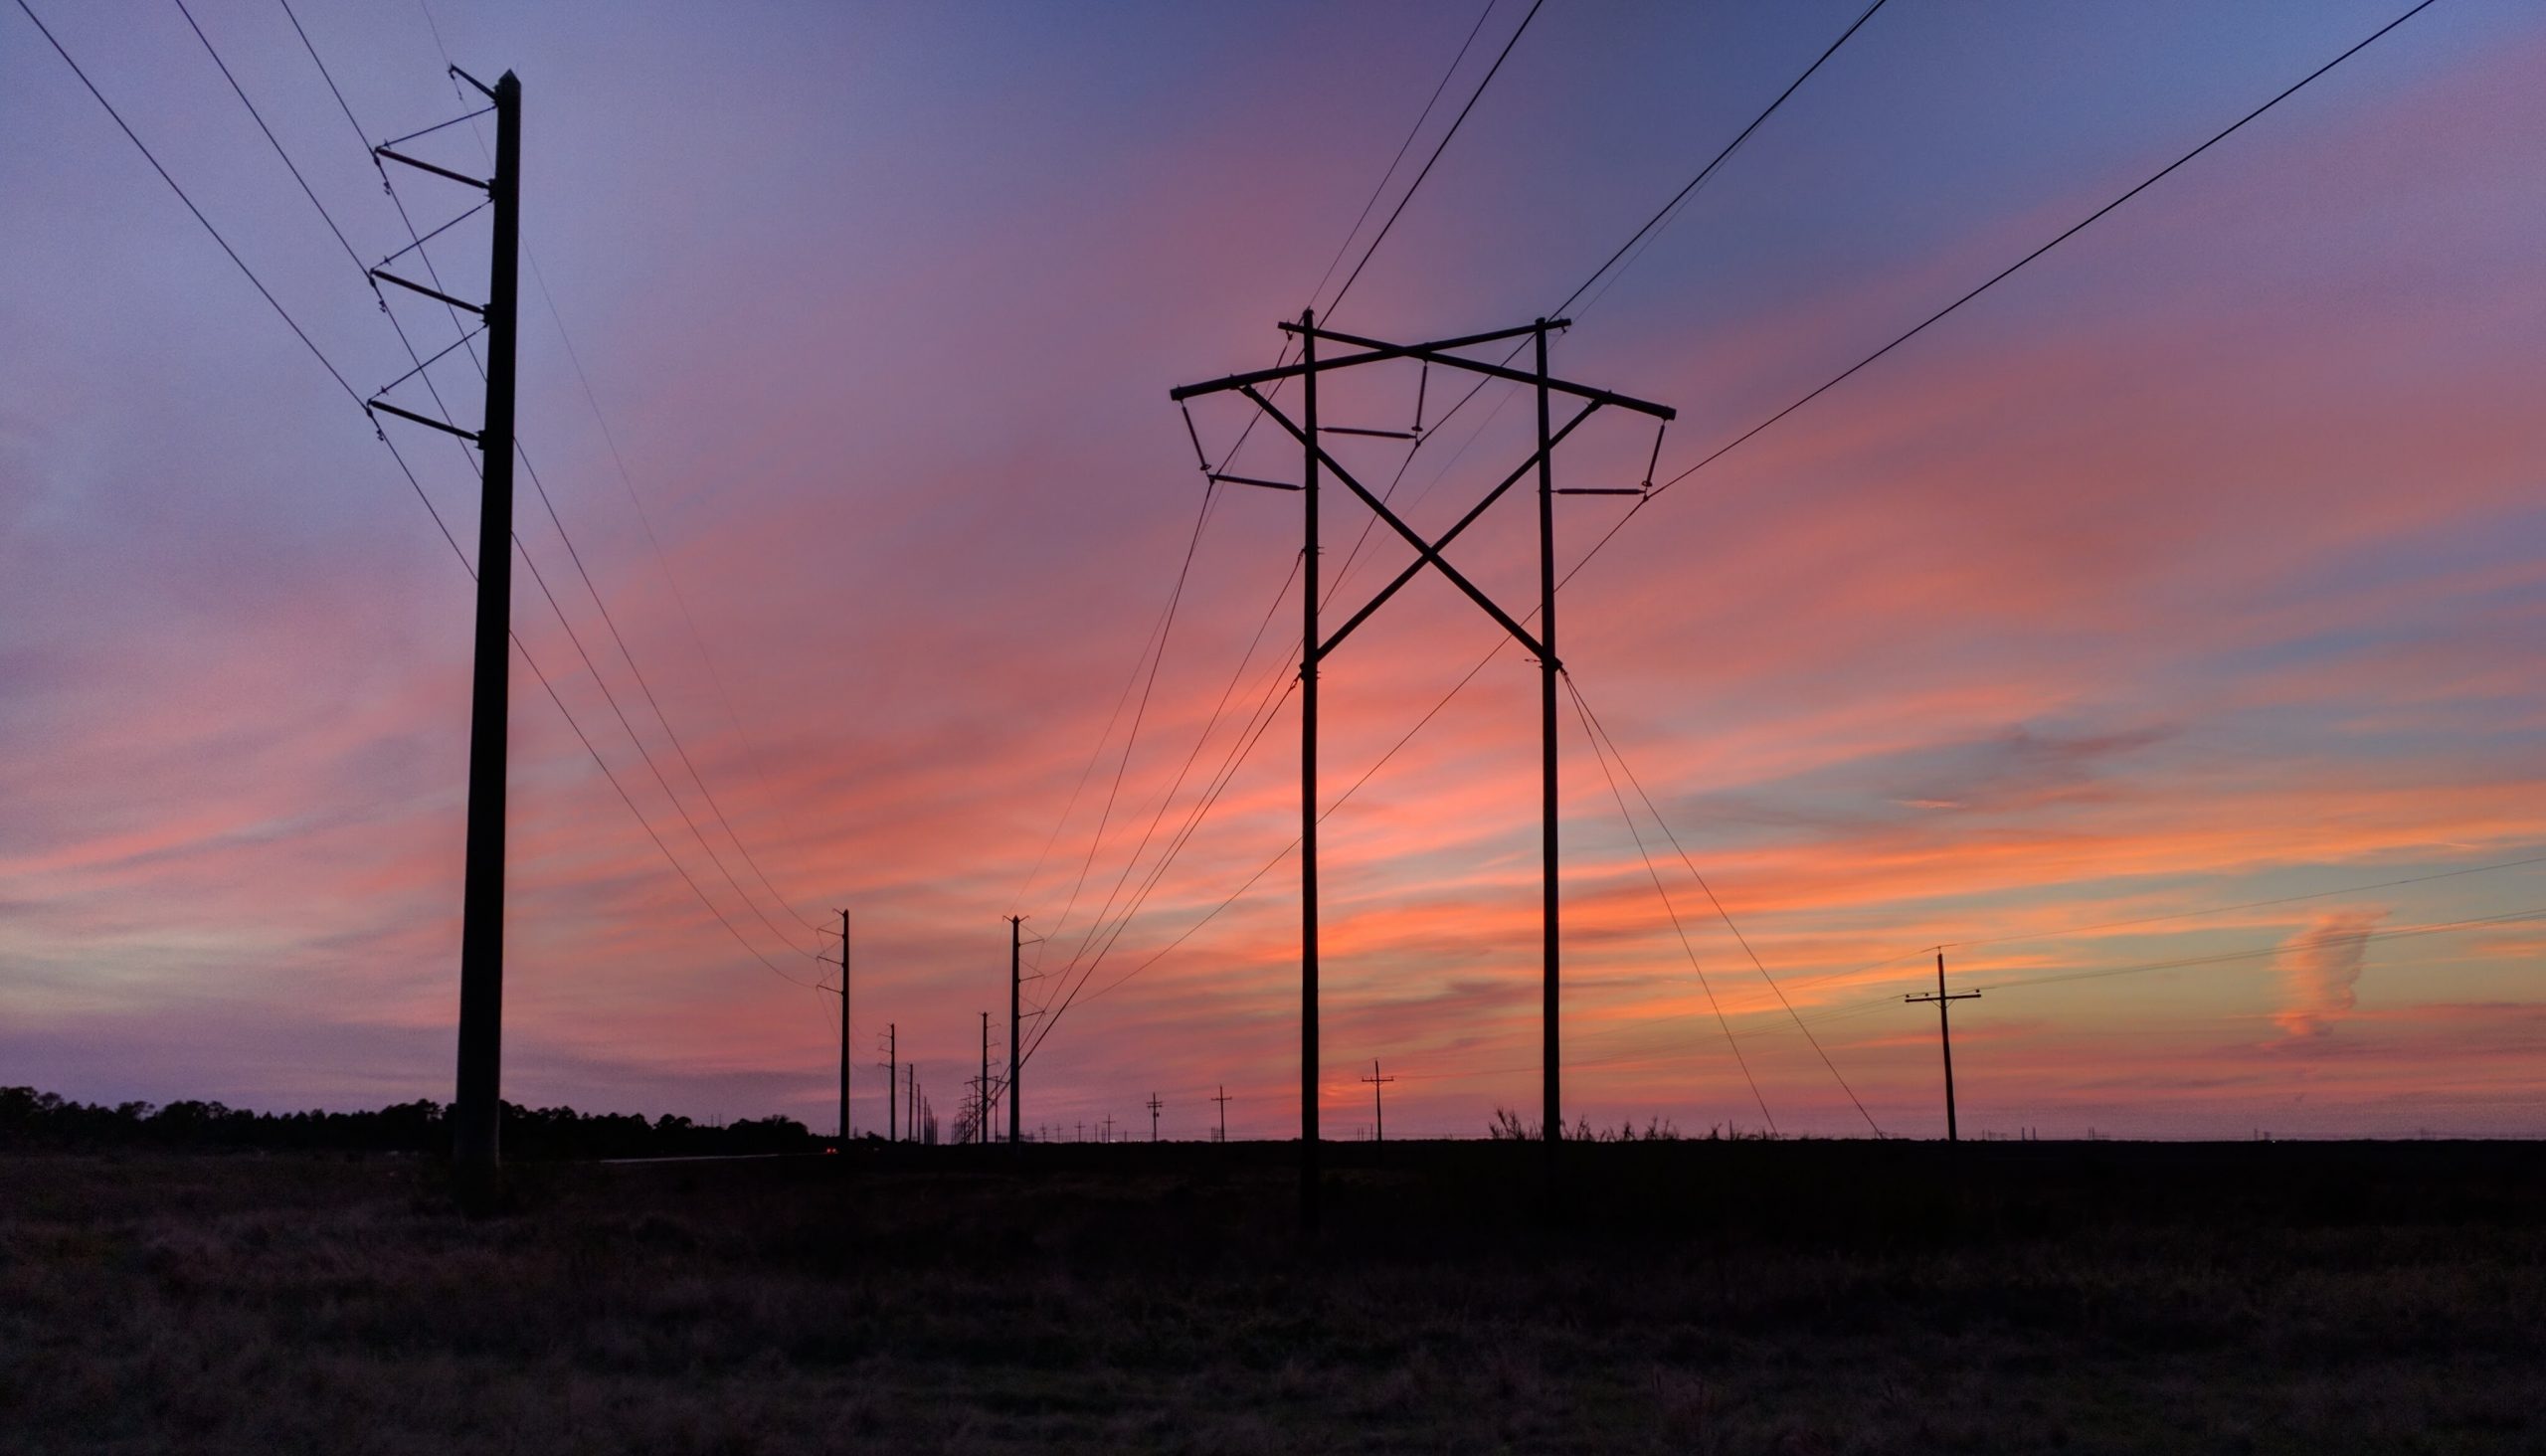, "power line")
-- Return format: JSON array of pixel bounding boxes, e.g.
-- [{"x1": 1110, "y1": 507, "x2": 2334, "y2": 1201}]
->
[
  {"x1": 385, "y1": 5, "x2": 830, "y2": 936},
  {"x1": 1563, "y1": 672, "x2": 1775, "y2": 1134},
  {"x1": 1551, "y1": 0, "x2": 1889, "y2": 321},
  {"x1": 284, "y1": 5, "x2": 825, "y2": 962},
  {"x1": 26, "y1": 0, "x2": 822, "y2": 991},
  {"x1": 1021, "y1": 0, "x2": 1524, "y2": 946},
  {"x1": 1788, "y1": 906, "x2": 2546, "y2": 1032},
  {"x1": 1318, "y1": 0, "x2": 1887, "y2": 625},
  {"x1": 1304, "y1": 0, "x2": 1503, "y2": 316},
  {"x1": 1126, "y1": 0, "x2": 2453, "y2": 1027},
  {"x1": 1642, "y1": 0, "x2": 2443, "y2": 504},
  {"x1": 1563, "y1": 673, "x2": 1885, "y2": 1137},
  {"x1": 1324, "y1": 0, "x2": 1546, "y2": 317}
]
